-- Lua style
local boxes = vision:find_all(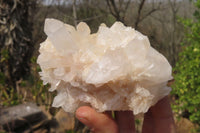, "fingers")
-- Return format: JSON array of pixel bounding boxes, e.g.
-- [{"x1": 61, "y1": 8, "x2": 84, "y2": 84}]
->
[
  {"x1": 75, "y1": 97, "x2": 174, "y2": 133},
  {"x1": 76, "y1": 106, "x2": 118, "y2": 133},
  {"x1": 115, "y1": 111, "x2": 136, "y2": 133},
  {"x1": 142, "y1": 96, "x2": 176, "y2": 133}
]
